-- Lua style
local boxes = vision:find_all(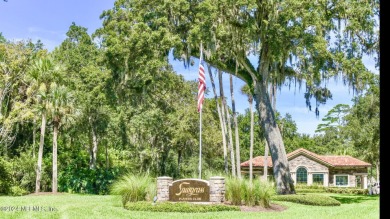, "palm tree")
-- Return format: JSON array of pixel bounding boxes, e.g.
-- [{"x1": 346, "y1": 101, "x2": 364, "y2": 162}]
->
[
  {"x1": 231, "y1": 64, "x2": 241, "y2": 179},
  {"x1": 48, "y1": 82, "x2": 76, "y2": 193},
  {"x1": 219, "y1": 70, "x2": 236, "y2": 176},
  {"x1": 241, "y1": 84, "x2": 254, "y2": 183},
  {"x1": 28, "y1": 57, "x2": 56, "y2": 193},
  {"x1": 206, "y1": 64, "x2": 228, "y2": 174}
]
